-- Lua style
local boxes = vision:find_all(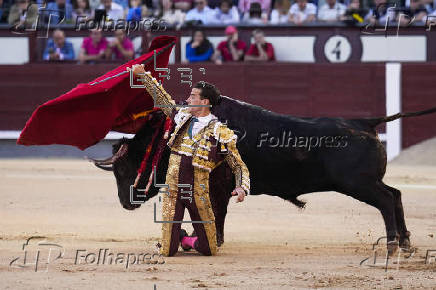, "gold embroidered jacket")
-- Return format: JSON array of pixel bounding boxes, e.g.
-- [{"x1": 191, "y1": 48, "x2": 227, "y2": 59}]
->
[{"x1": 139, "y1": 72, "x2": 250, "y2": 194}]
